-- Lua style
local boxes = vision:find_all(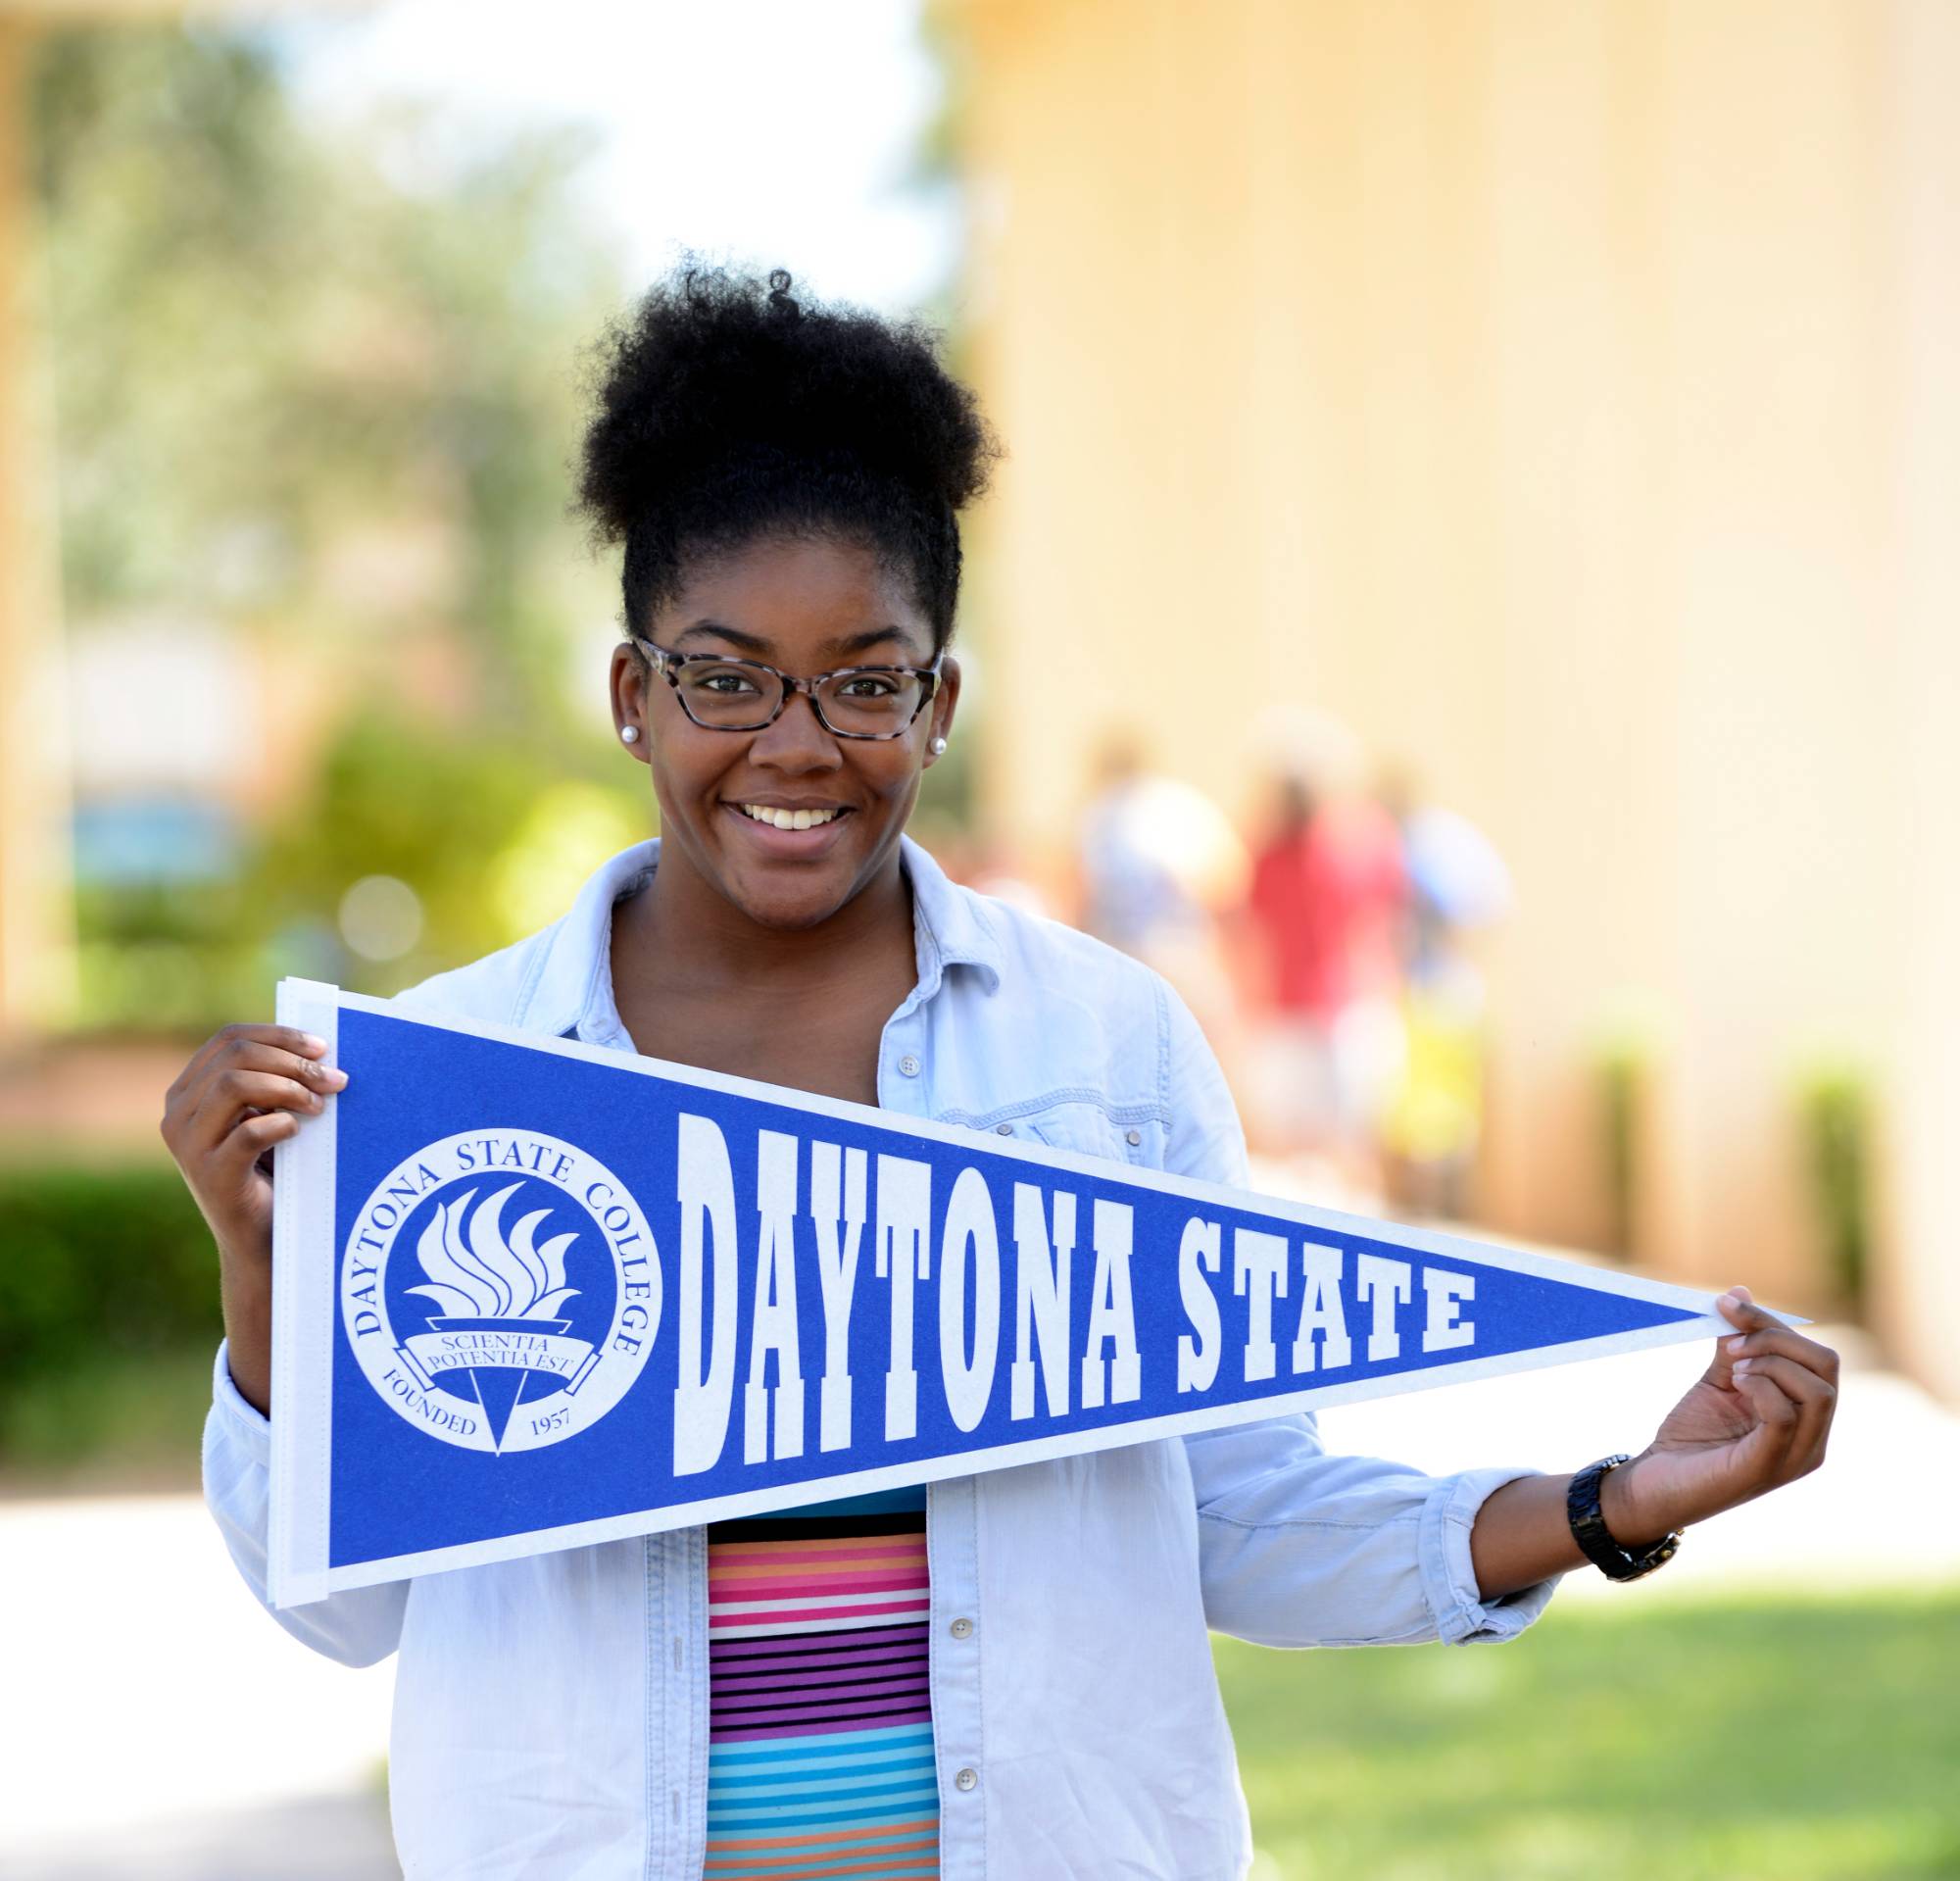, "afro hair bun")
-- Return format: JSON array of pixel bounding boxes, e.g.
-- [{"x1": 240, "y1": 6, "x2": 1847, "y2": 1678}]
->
[{"x1": 576, "y1": 264, "x2": 998, "y2": 645}]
